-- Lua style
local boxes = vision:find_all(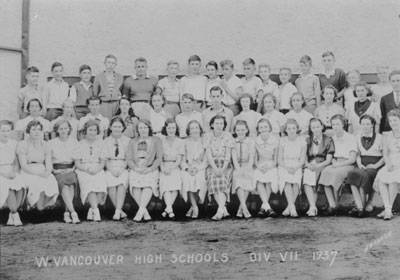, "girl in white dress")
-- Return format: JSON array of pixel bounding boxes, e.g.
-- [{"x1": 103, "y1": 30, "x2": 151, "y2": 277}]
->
[
  {"x1": 103, "y1": 117, "x2": 130, "y2": 221},
  {"x1": 253, "y1": 118, "x2": 279, "y2": 218},
  {"x1": 259, "y1": 93, "x2": 286, "y2": 138},
  {"x1": 72, "y1": 120, "x2": 107, "y2": 222},
  {"x1": 181, "y1": 120, "x2": 207, "y2": 219},
  {"x1": 232, "y1": 94, "x2": 262, "y2": 138},
  {"x1": 285, "y1": 92, "x2": 313, "y2": 137},
  {"x1": 0, "y1": 120, "x2": 26, "y2": 226},
  {"x1": 159, "y1": 119, "x2": 184, "y2": 219},
  {"x1": 49, "y1": 119, "x2": 80, "y2": 224},
  {"x1": 374, "y1": 109, "x2": 400, "y2": 220},
  {"x1": 149, "y1": 92, "x2": 171, "y2": 137},
  {"x1": 17, "y1": 120, "x2": 59, "y2": 212},
  {"x1": 232, "y1": 120, "x2": 256, "y2": 219},
  {"x1": 278, "y1": 118, "x2": 306, "y2": 217}
]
